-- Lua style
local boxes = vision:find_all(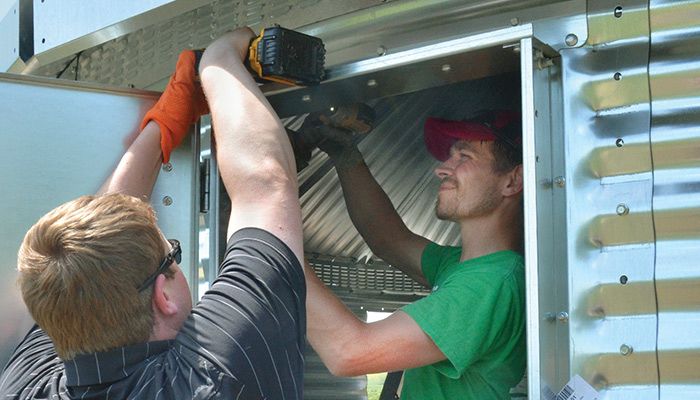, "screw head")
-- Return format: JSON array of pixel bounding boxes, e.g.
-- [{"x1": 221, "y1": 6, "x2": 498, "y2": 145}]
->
[
  {"x1": 441, "y1": 64, "x2": 451, "y2": 72},
  {"x1": 620, "y1": 344, "x2": 633, "y2": 355},
  {"x1": 616, "y1": 204, "x2": 629, "y2": 216},
  {"x1": 367, "y1": 79, "x2": 378, "y2": 87},
  {"x1": 162, "y1": 196, "x2": 173, "y2": 206},
  {"x1": 554, "y1": 176, "x2": 566, "y2": 188},
  {"x1": 162, "y1": 162, "x2": 173, "y2": 172},
  {"x1": 557, "y1": 311, "x2": 569, "y2": 323},
  {"x1": 565, "y1": 33, "x2": 579, "y2": 47},
  {"x1": 510, "y1": 17, "x2": 519, "y2": 26},
  {"x1": 302, "y1": 94, "x2": 311, "y2": 102},
  {"x1": 376, "y1": 46, "x2": 387, "y2": 56}
]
